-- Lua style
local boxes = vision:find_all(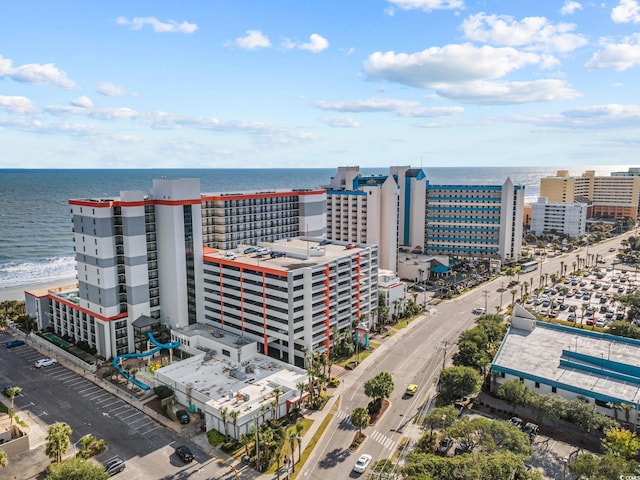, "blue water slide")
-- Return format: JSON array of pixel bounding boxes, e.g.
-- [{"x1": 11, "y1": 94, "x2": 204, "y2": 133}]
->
[{"x1": 111, "y1": 332, "x2": 181, "y2": 391}]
